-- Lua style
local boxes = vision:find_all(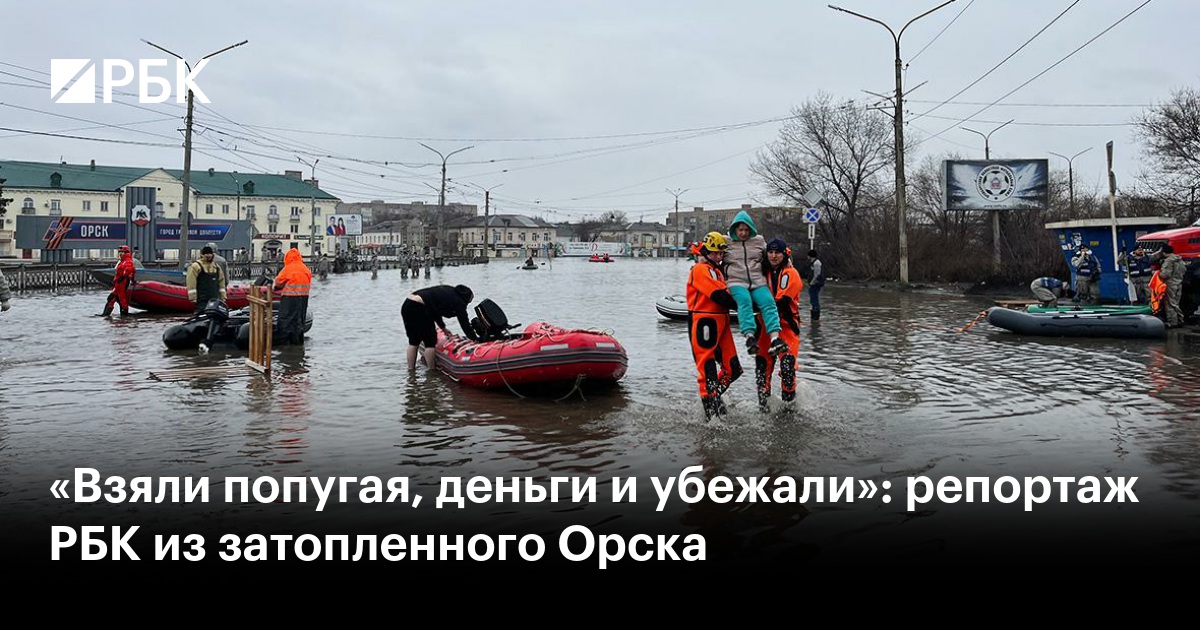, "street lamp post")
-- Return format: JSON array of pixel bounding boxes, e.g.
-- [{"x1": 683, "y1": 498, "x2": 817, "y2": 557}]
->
[
  {"x1": 667, "y1": 188, "x2": 688, "y2": 258},
  {"x1": 143, "y1": 38, "x2": 247, "y2": 269},
  {"x1": 1048, "y1": 147, "x2": 1093, "y2": 215},
  {"x1": 419, "y1": 143, "x2": 474, "y2": 260},
  {"x1": 298, "y1": 157, "x2": 319, "y2": 257},
  {"x1": 961, "y1": 119, "x2": 1015, "y2": 273},
  {"x1": 829, "y1": 1, "x2": 956, "y2": 285}
]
